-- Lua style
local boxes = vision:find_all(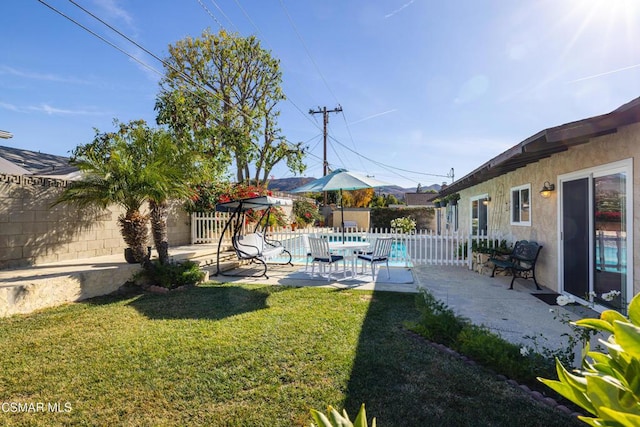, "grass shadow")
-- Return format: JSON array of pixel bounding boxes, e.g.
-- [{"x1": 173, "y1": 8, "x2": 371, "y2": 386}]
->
[{"x1": 85, "y1": 283, "x2": 275, "y2": 321}]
